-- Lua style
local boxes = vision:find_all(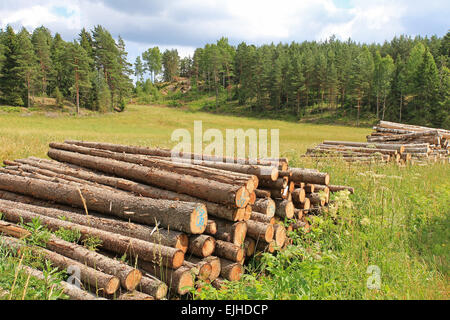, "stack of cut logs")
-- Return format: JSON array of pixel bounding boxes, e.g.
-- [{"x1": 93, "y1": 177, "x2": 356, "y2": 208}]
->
[
  {"x1": 305, "y1": 121, "x2": 449, "y2": 164},
  {"x1": 0, "y1": 140, "x2": 352, "y2": 300}
]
